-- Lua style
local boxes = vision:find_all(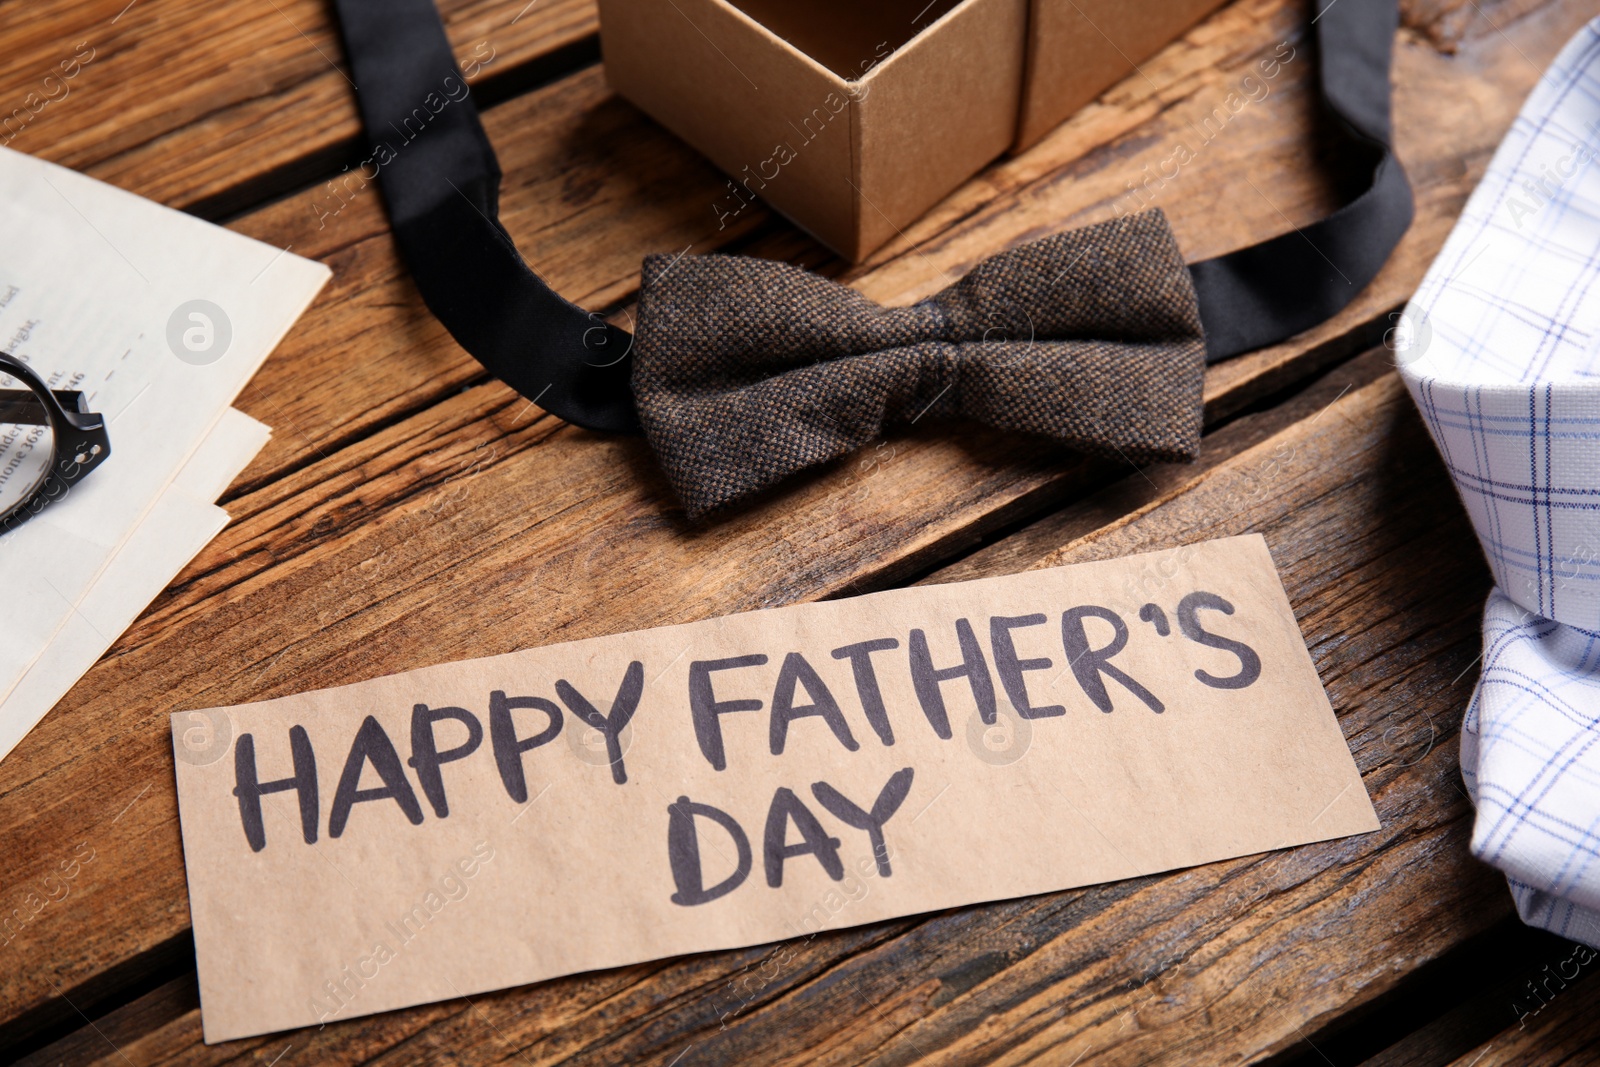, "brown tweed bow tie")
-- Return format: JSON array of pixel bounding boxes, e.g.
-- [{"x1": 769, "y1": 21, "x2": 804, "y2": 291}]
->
[{"x1": 631, "y1": 210, "x2": 1207, "y2": 519}]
